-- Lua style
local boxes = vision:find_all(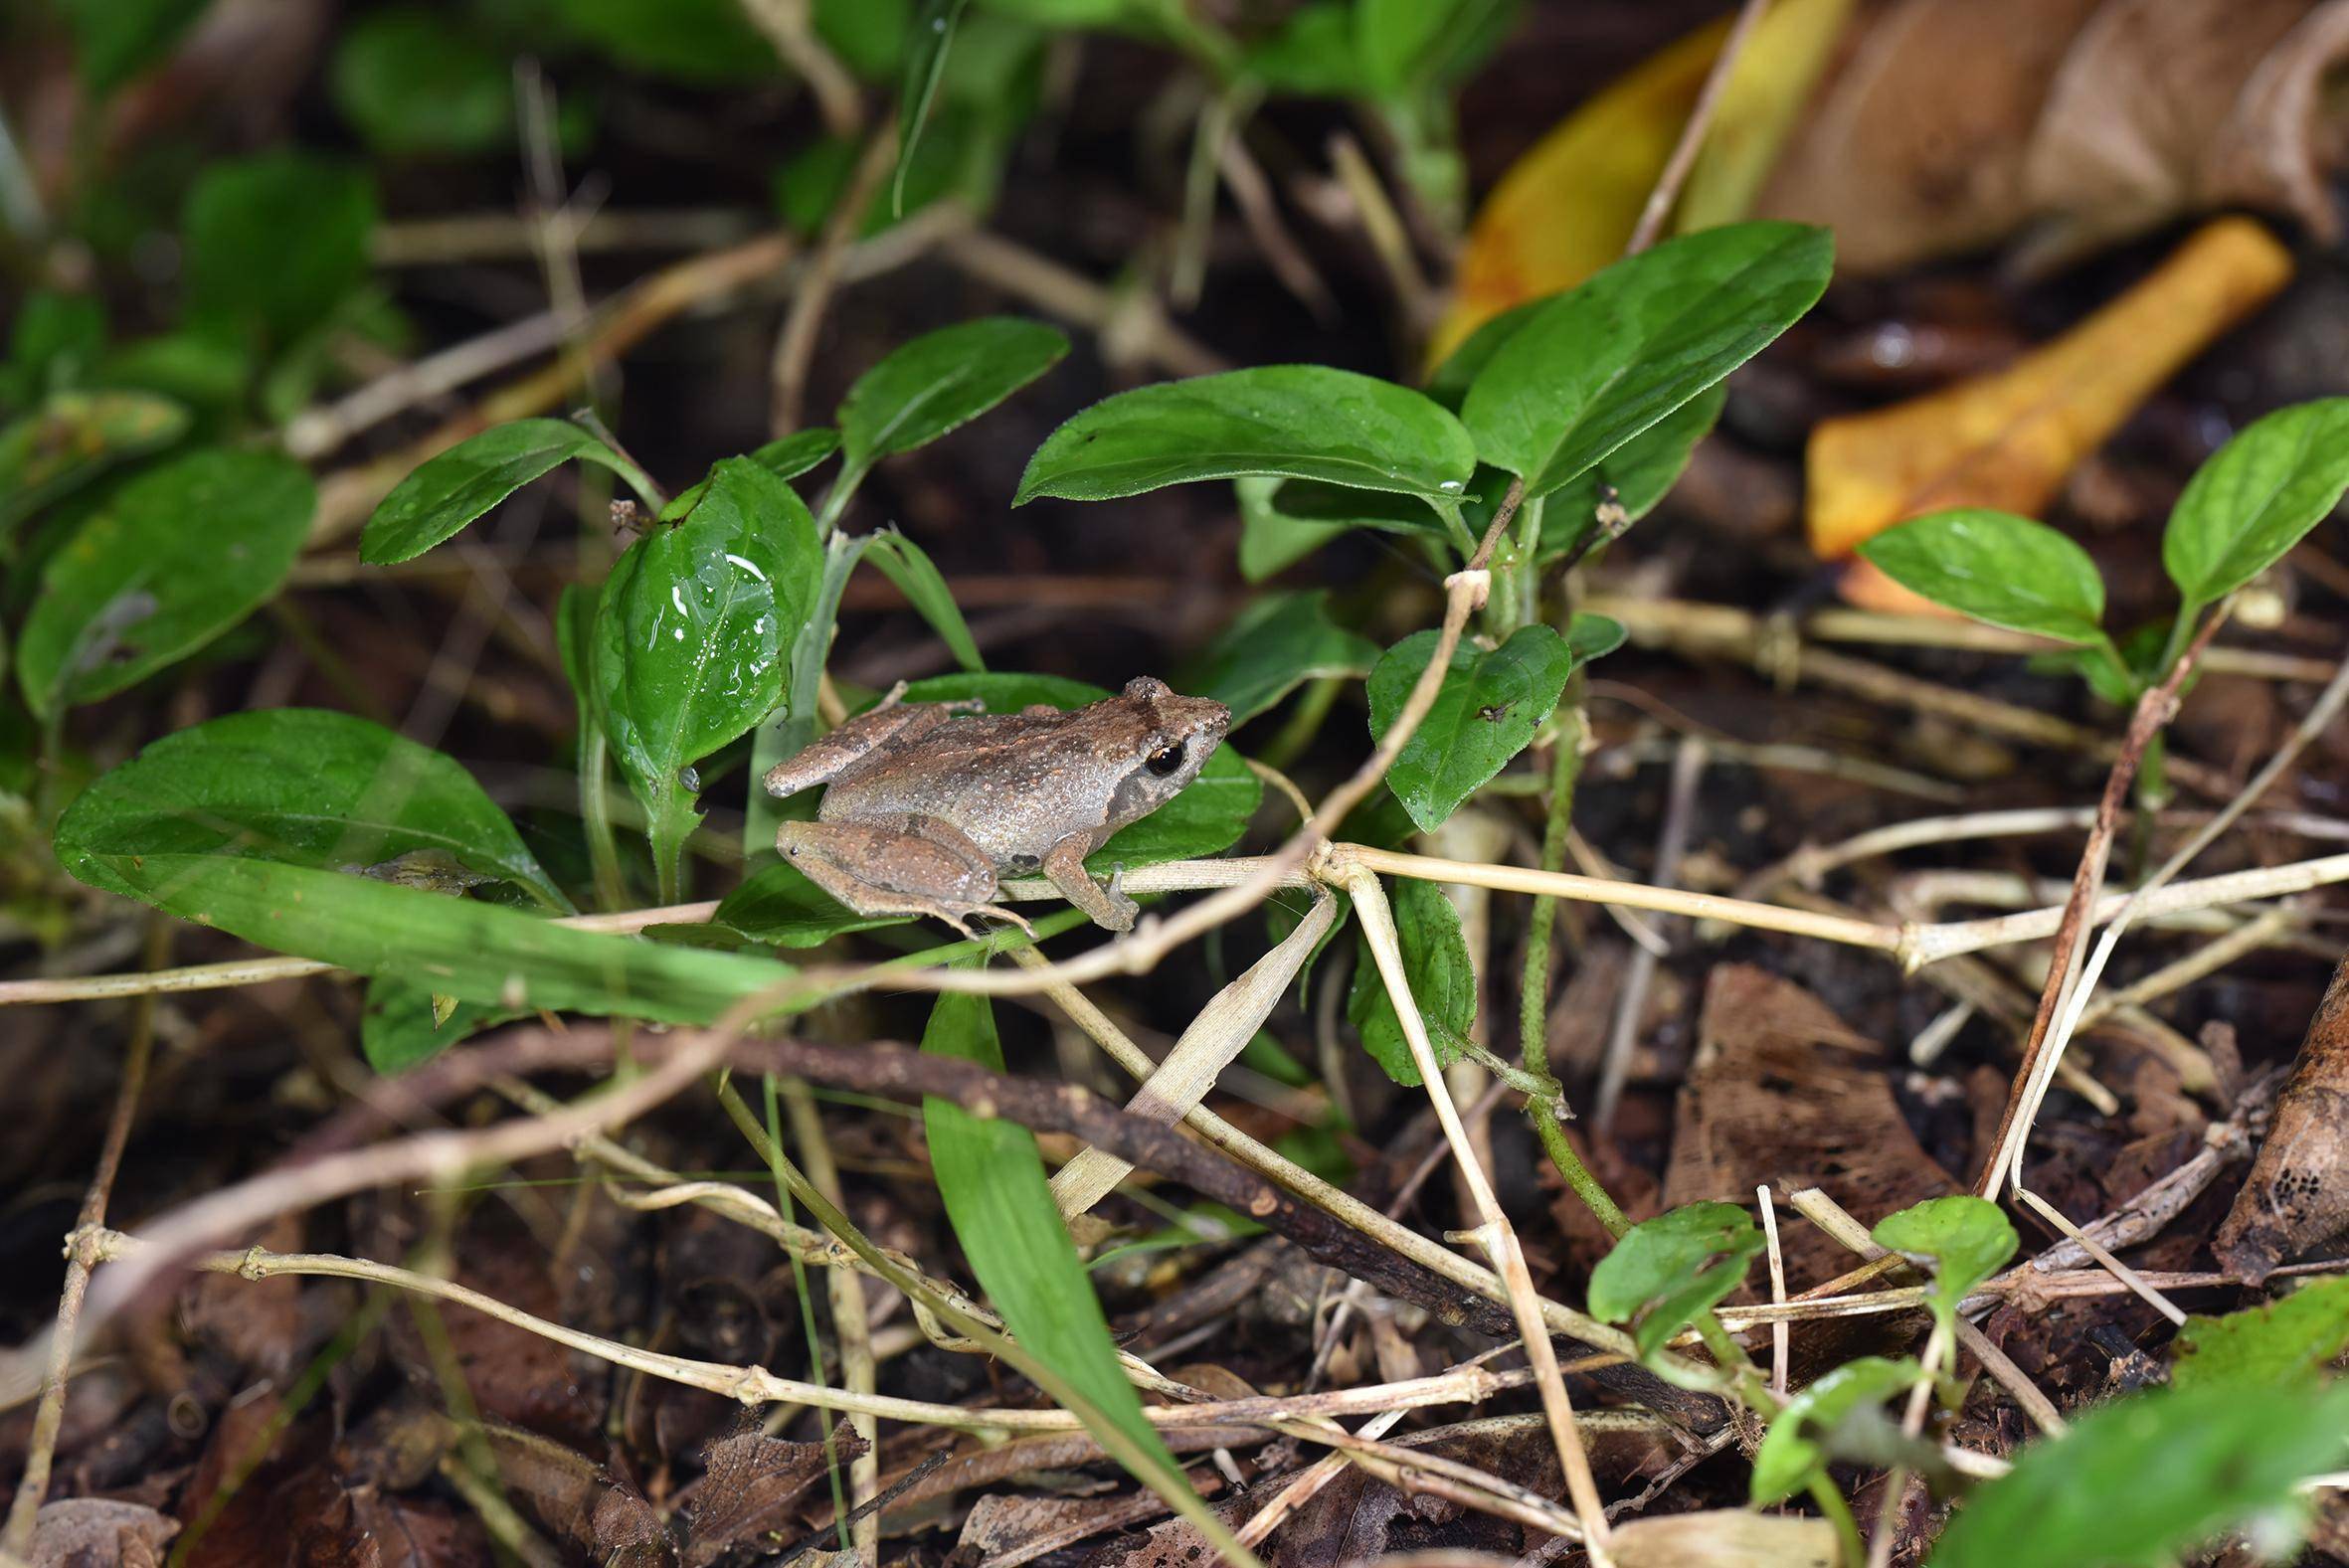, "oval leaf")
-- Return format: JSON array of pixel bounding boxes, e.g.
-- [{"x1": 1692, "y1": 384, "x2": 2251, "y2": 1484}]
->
[
  {"x1": 2171, "y1": 1277, "x2": 2349, "y2": 1395},
  {"x1": 1587, "y1": 1199, "x2": 1767, "y2": 1359},
  {"x1": 2163, "y1": 398, "x2": 2349, "y2": 607},
  {"x1": 1858, "y1": 508, "x2": 2107, "y2": 645},
  {"x1": 1459, "y1": 221, "x2": 1830, "y2": 498},
  {"x1": 1364, "y1": 622, "x2": 1584, "y2": 832},
  {"x1": 1750, "y1": 1355, "x2": 1920, "y2": 1505},
  {"x1": 55, "y1": 708, "x2": 568, "y2": 912},
  {"x1": 363, "y1": 419, "x2": 632, "y2": 565},
  {"x1": 1182, "y1": 591, "x2": 1379, "y2": 728},
  {"x1": 18, "y1": 448, "x2": 314, "y2": 718},
  {"x1": 1871, "y1": 1194, "x2": 2017, "y2": 1333},
  {"x1": 594, "y1": 457, "x2": 820, "y2": 875},
  {"x1": 839, "y1": 316, "x2": 1068, "y2": 475},
  {"x1": 0, "y1": 390, "x2": 189, "y2": 536},
  {"x1": 1015, "y1": 366, "x2": 1477, "y2": 506},
  {"x1": 1345, "y1": 876, "x2": 1473, "y2": 1088},
  {"x1": 1928, "y1": 1384, "x2": 2349, "y2": 1568}
]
